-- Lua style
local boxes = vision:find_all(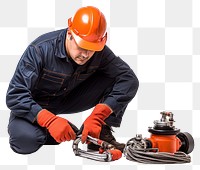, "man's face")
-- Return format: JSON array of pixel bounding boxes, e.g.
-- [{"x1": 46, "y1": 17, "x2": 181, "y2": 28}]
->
[{"x1": 66, "y1": 33, "x2": 95, "y2": 65}]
